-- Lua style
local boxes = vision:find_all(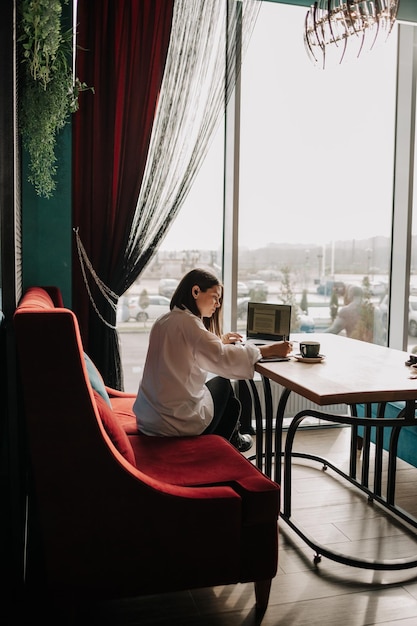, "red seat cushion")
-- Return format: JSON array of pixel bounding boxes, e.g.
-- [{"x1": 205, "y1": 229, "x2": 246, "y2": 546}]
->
[
  {"x1": 110, "y1": 395, "x2": 138, "y2": 434},
  {"x1": 129, "y1": 434, "x2": 279, "y2": 525},
  {"x1": 94, "y1": 392, "x2": 136, "y2": 466}
]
